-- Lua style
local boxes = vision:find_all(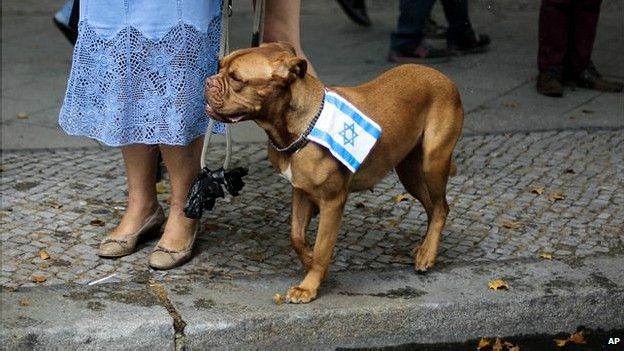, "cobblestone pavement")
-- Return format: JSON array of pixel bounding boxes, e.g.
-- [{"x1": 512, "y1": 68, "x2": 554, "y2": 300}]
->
[{"x1": 1, "y1": 129, "x2": 623, "y2": 288}]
